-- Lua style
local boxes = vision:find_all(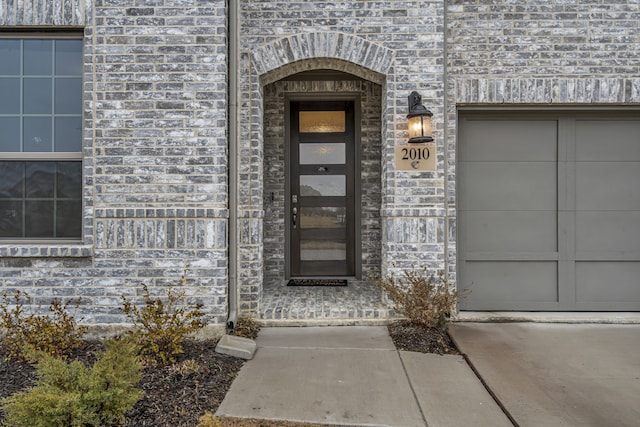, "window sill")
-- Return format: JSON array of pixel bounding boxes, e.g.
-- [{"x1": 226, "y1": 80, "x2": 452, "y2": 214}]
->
[{"x1": 0, "y1": 244, "x2": 93, "y2": 258}]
